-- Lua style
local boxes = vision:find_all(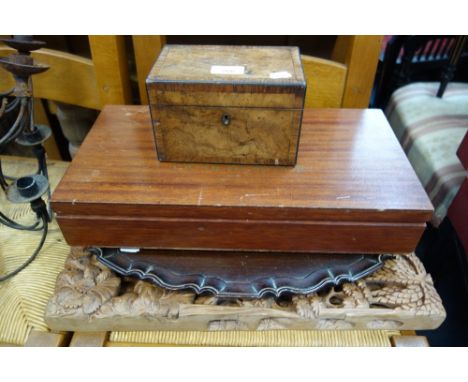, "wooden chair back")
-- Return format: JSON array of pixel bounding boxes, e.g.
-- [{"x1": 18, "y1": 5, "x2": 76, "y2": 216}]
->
[
  {"x1": 0, "y1": 47, "x2": 100, "y2": 109},
  {"x1": 132, "y1": 35, "x2": 382, "y2": 109},
  {"x1": 0, "y1": 36, "x2": 133, "y2": 159},
  {"x1": 301, "y1": 55, "x2": 347, "y2": 108},
  {"x1": 373, "y1": 35, "x2": 468, "y2": 108},
  {"x1": 0, "y1": 36, "x2": 132, "y2": 109}
]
